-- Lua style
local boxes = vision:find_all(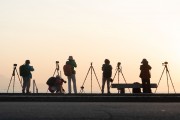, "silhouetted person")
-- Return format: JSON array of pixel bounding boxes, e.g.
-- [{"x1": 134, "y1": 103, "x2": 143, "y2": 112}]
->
[
  {"x1": 102, "y1": 59, "x2": 112, "y2": 94},
  {"x1": 139, "y1": 59, "x2": 152, "y2": 93},
  {"x1": 21, "y1": 60, "x2": 34, "y2": 94},
  {"x1": 48, "y1": 75, "x2": 66, "y2": 93},
  {"x1": 67, "y1": 56, "x2": 77, "y2": 94}
]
